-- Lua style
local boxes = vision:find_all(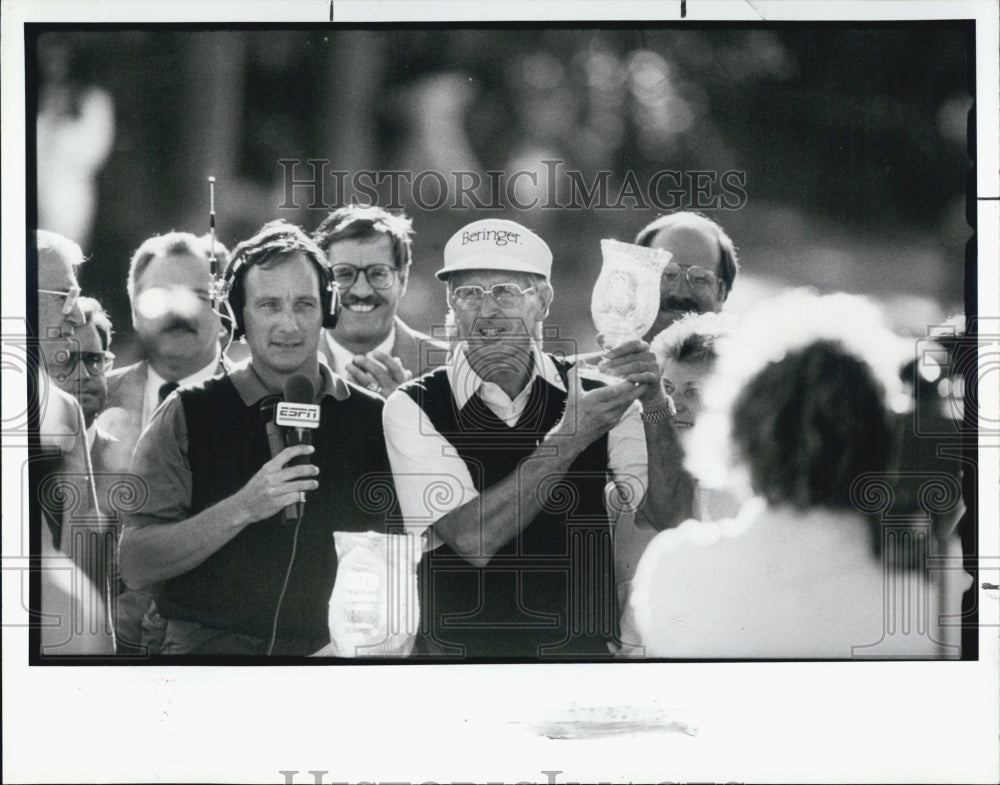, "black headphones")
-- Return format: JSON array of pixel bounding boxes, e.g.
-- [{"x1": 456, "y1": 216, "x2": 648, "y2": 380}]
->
[{"x1": 221, "y1": 238, "x2": 340, "y2": 339}]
